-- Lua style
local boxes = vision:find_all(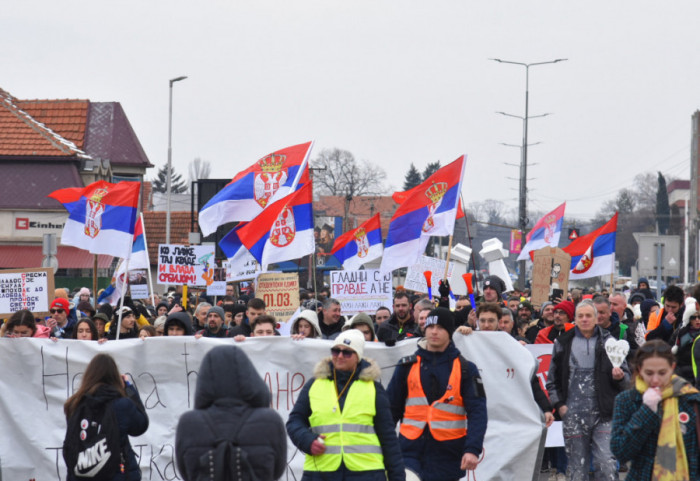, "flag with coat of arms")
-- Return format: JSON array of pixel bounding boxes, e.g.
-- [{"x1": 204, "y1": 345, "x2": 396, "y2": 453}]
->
[
  {"x1": 517, "y1": 202, "x2": 566, "y2": 261},
  {"x1": 48, "y1": 180, "x2": 140, "y2": 259},
  {"x1": 198, "y1": 141, "x2": 312, "y2": 236},
  {"x1": 562, "y1": 213, "x2": 618, "y2": 279},
  {"x1": 331, "y1": 213, "x2": 383, "y2": 271}
]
